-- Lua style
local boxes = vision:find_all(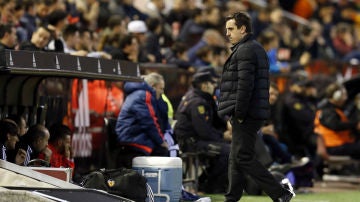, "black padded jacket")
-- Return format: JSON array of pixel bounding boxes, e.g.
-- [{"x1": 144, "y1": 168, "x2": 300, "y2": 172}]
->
[{"x1": 218, "y1": 33, "x2": 270, "y2": 121}]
